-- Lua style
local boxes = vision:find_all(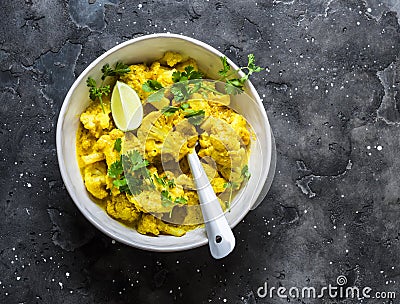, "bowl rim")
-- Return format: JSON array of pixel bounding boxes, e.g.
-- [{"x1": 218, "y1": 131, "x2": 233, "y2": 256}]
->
[{"x1": 56, "y1": 33, "x2": 272, "y2": 252}]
